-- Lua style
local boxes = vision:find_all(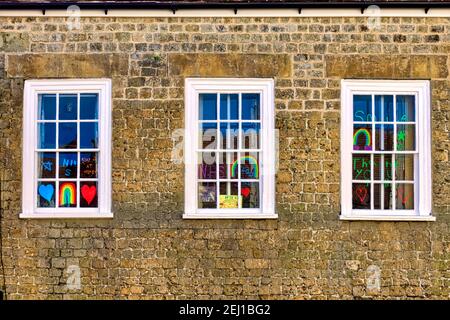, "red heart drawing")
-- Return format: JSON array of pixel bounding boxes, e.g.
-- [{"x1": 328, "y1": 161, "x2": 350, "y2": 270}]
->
[
  {"x1": 81, "y1": 185, "x2": 97, "y2": 205},
  {"x1": 397, "y1": 188, "x2": 411, "y2": 206},
  {"x1": 241, "y1": 187, "x2": 250, "y2": 198},
  {"x1": 356, "y1": 186, "x2": 367, "y2": 203}
]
